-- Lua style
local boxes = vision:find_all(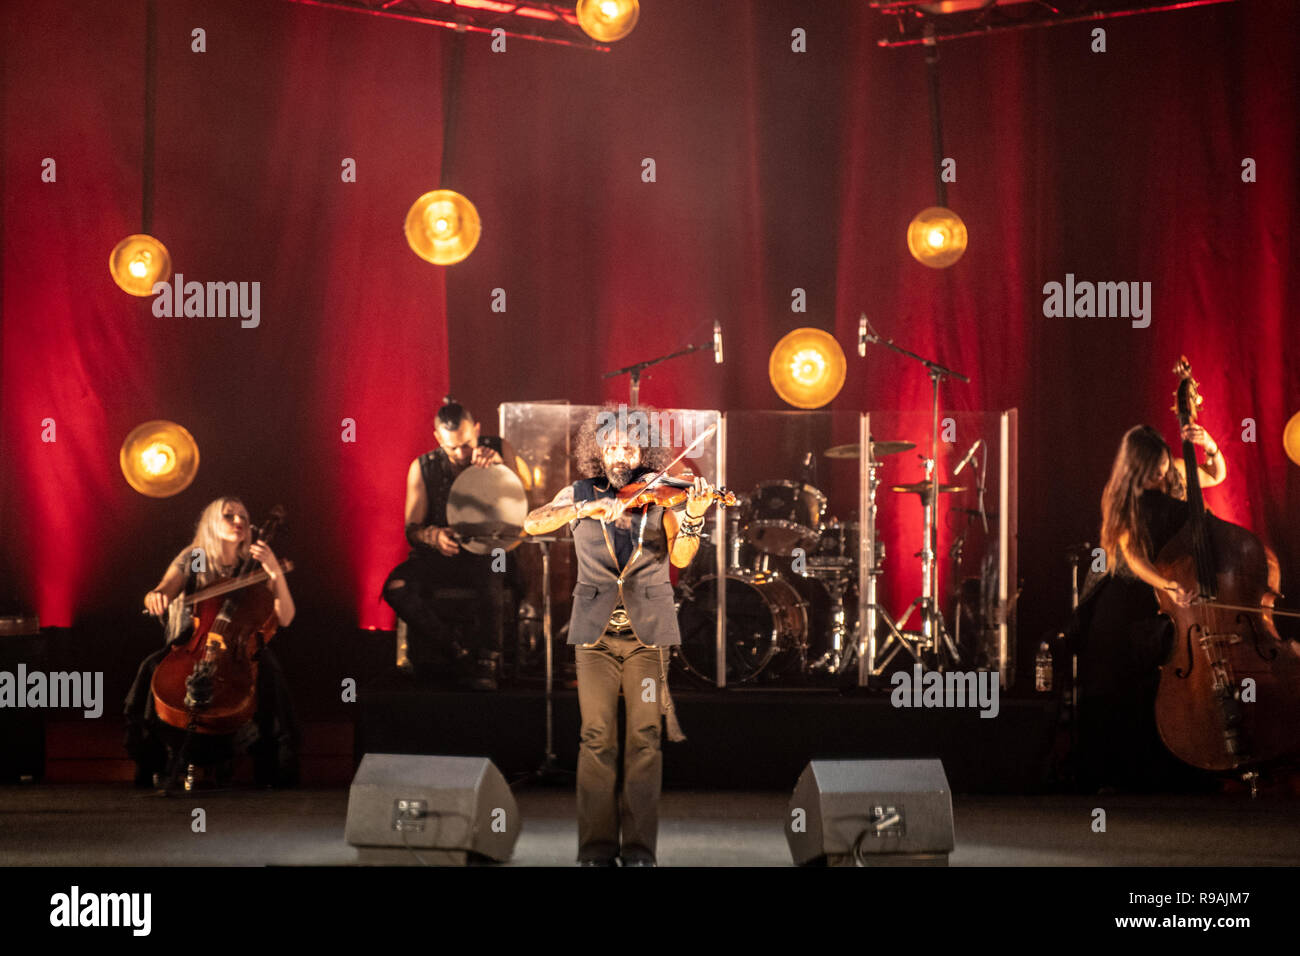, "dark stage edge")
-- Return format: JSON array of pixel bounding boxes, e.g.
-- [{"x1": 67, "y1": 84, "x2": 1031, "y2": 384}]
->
[
  {"x1": 355, "y1": 678, "x2": 1059, "y2": 792},
  {"x1": 0, "y1": 785, "x2": 1297, "y2": 867}
]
